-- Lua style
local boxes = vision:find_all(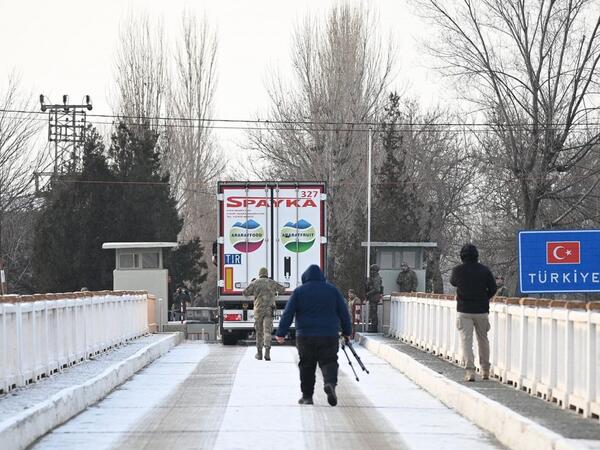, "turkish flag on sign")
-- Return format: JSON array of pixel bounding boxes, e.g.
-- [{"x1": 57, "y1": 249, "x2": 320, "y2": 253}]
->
[{"x1": 547, "y1": 241, "x2": 580, "y2": 264}]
